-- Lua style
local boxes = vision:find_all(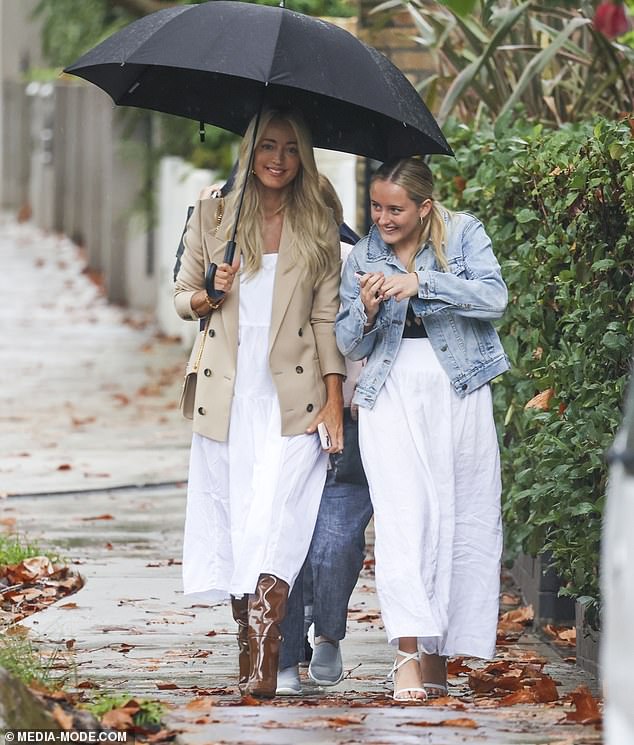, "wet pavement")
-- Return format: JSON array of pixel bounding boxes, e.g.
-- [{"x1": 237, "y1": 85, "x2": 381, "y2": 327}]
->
[
  {"x1": 0, "y1": 215, "x2": 191, "y2": 497},
  {"x1": 2, "y1": 217, "x2": 603, "y2": 743}
]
